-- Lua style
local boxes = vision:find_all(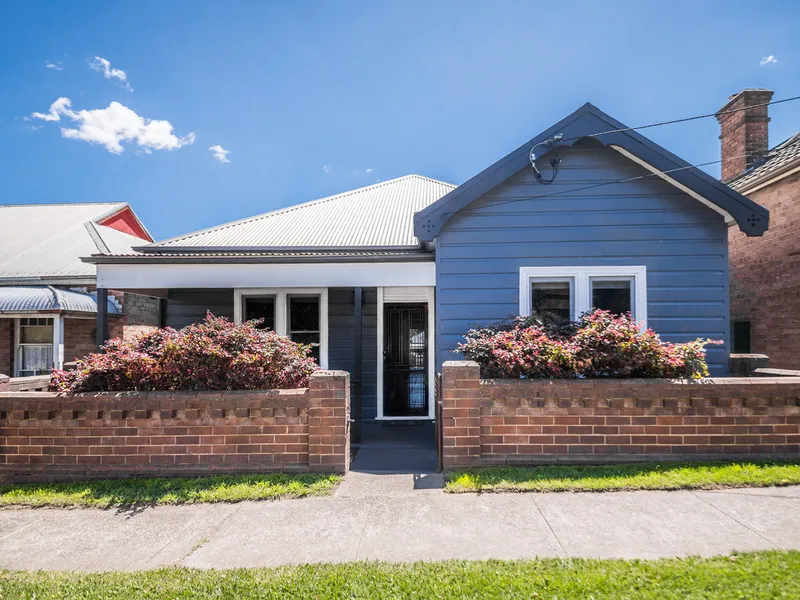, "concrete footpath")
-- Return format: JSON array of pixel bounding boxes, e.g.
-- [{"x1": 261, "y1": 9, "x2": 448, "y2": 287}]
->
[{"x1": 1, "y1": 474, "x2": 799, "y2": 571}]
